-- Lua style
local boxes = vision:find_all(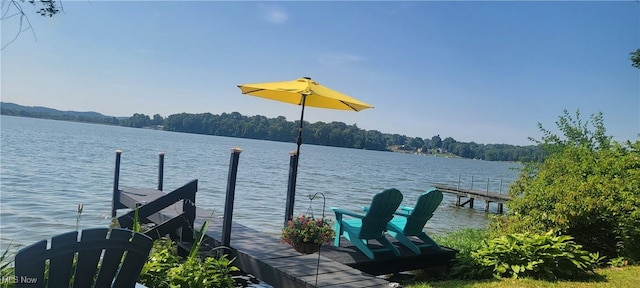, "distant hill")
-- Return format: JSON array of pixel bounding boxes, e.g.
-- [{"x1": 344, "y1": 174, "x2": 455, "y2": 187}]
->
[{"x1": 0, "y1": 102, "x2": 110, "y2": 118}]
